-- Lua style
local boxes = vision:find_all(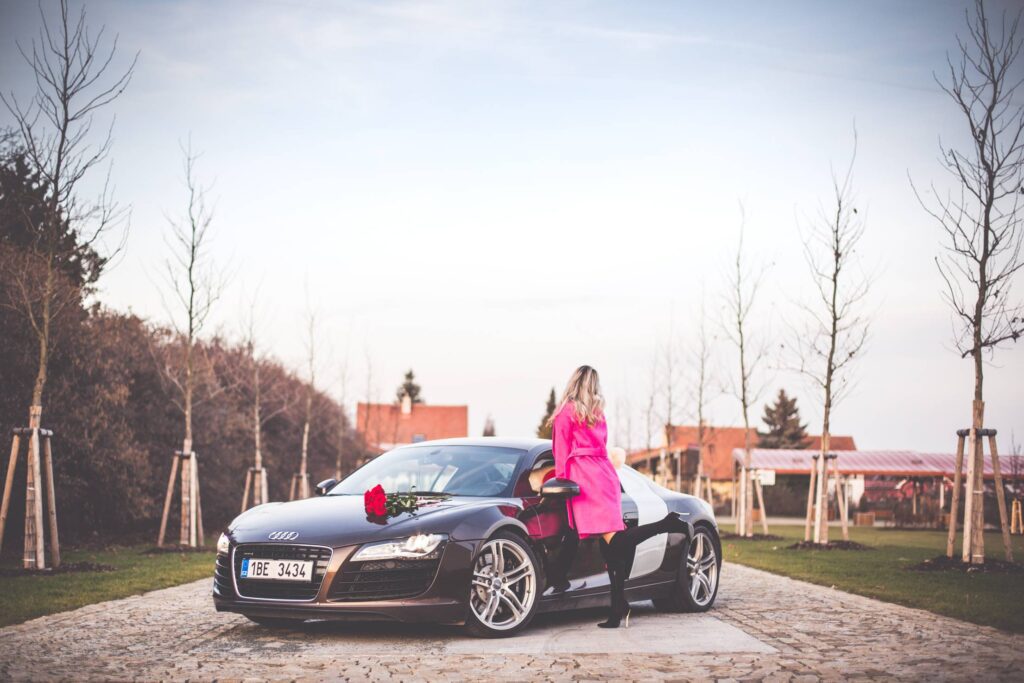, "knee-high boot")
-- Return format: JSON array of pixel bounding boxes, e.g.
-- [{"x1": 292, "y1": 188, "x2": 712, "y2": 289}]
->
[
  {"x1": 546, "y1": 529, "x2": 578, "y2": 593},
  {"x1": 597, "y1": 538, "x2": 630, "y2": 629},
  {"x1": 610, "y1": 511, "x2": 692, "y2": 558}
]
